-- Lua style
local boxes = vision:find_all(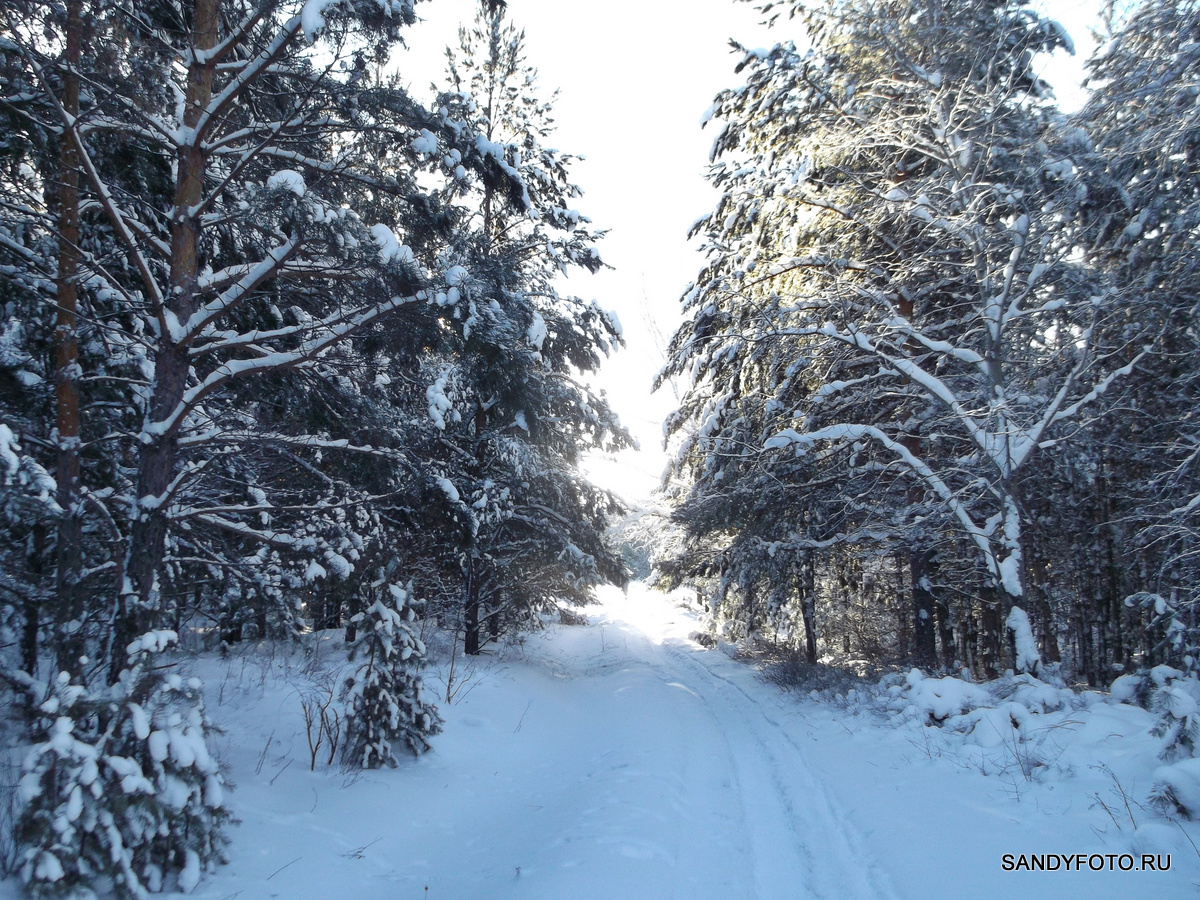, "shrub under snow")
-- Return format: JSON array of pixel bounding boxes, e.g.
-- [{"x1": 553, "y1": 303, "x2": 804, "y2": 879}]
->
[
  {"x1": 890, "y1": 668, "x2": 993, "y2": 723},
  {"x1": 1151, "y1": 758, "x2": 1200, "y2": 819},
  {"x1": 14, "y1": 632, "x2": 229, "y2": 899},
  {"x1": 1147, "y1": 665, "x2": 1200, "y2": 762},
  {"x1": 341, "y1": 584, "x2": 442, "y2": 768}
]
